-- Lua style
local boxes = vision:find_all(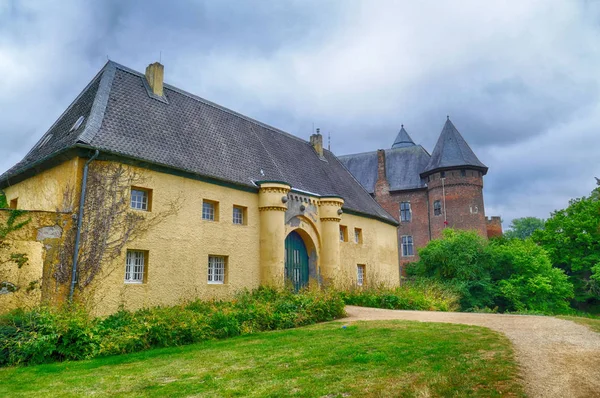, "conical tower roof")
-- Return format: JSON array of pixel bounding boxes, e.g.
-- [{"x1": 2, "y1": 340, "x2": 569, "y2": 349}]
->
[
  {"x1": 421, "y1": 118, "x2": 487, "y2": 176},
  {"x1": 391, "y1": 125, "x2": 415, "y2": 148}
]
